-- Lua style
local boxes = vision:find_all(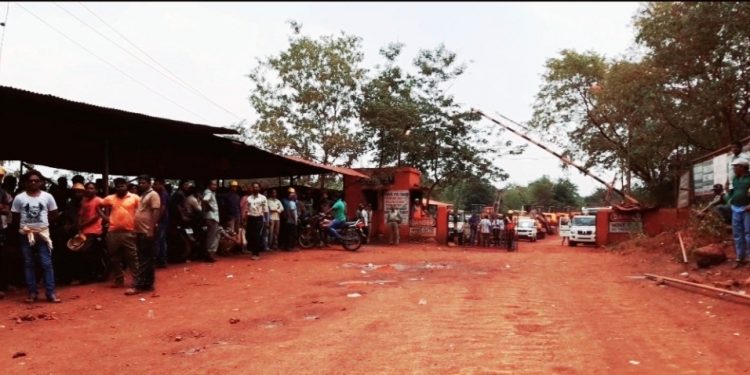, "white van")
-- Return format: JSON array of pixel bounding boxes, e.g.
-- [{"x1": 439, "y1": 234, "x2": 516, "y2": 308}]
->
[
  {"x1": 515, "y1": 218, "x2": 538, "y2": 242},
  {"x1": 569, "y1": 215, "x2": 596, "y2": 246}
]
